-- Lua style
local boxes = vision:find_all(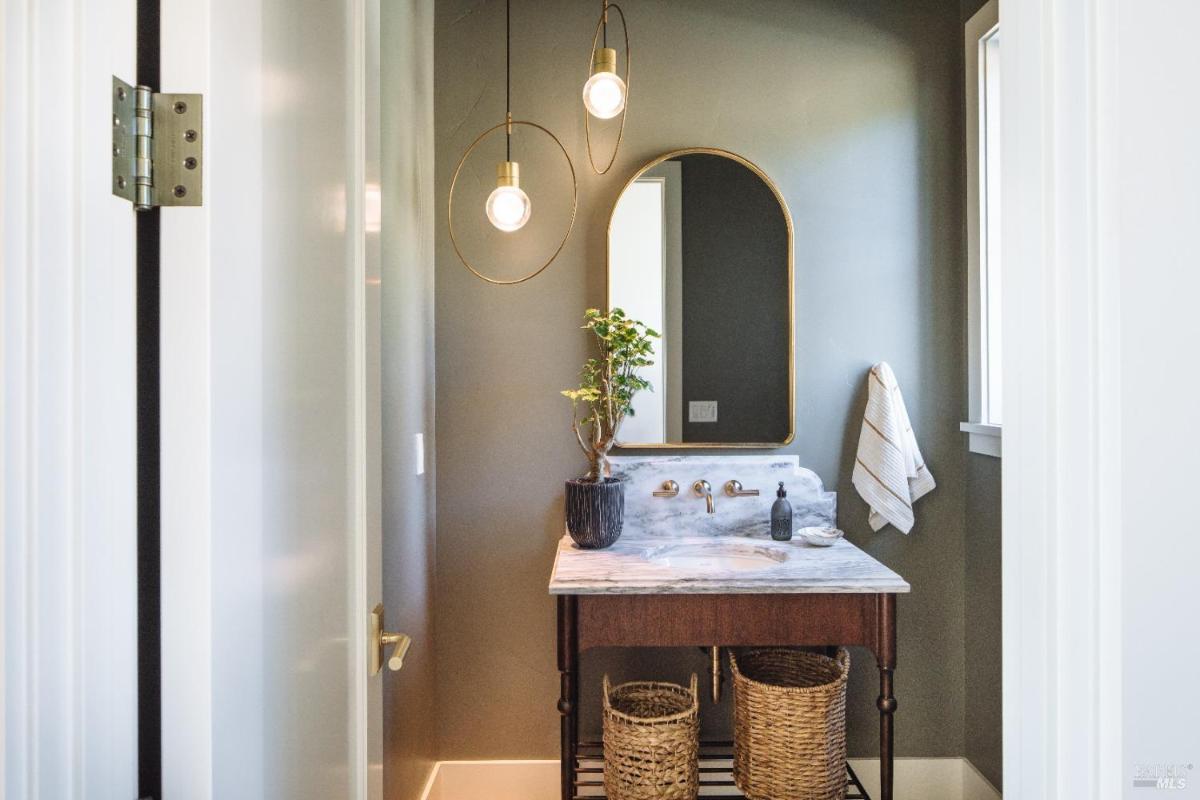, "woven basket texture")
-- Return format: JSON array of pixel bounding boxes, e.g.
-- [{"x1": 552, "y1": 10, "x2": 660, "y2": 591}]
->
[
  {"x1": 602, "y1": 674, "x2": 699, "y2": 800},
  {"x1": 731, "y1": 648, "x2": 850, "y2": 800}
]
